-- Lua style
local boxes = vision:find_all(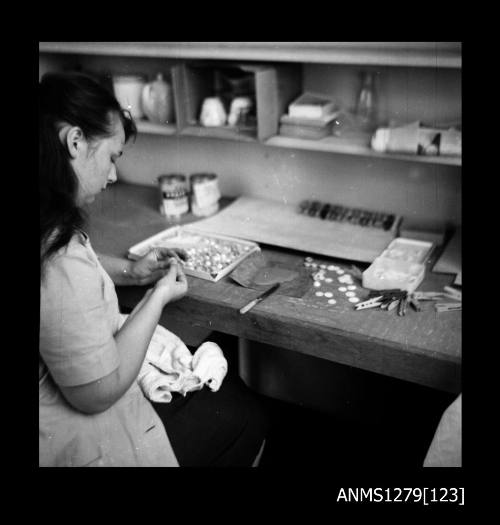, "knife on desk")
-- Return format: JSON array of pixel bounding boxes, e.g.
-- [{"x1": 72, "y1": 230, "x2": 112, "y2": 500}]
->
[{"x1": 239, "y1": 283, "x2": 281, "y2": 314}]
